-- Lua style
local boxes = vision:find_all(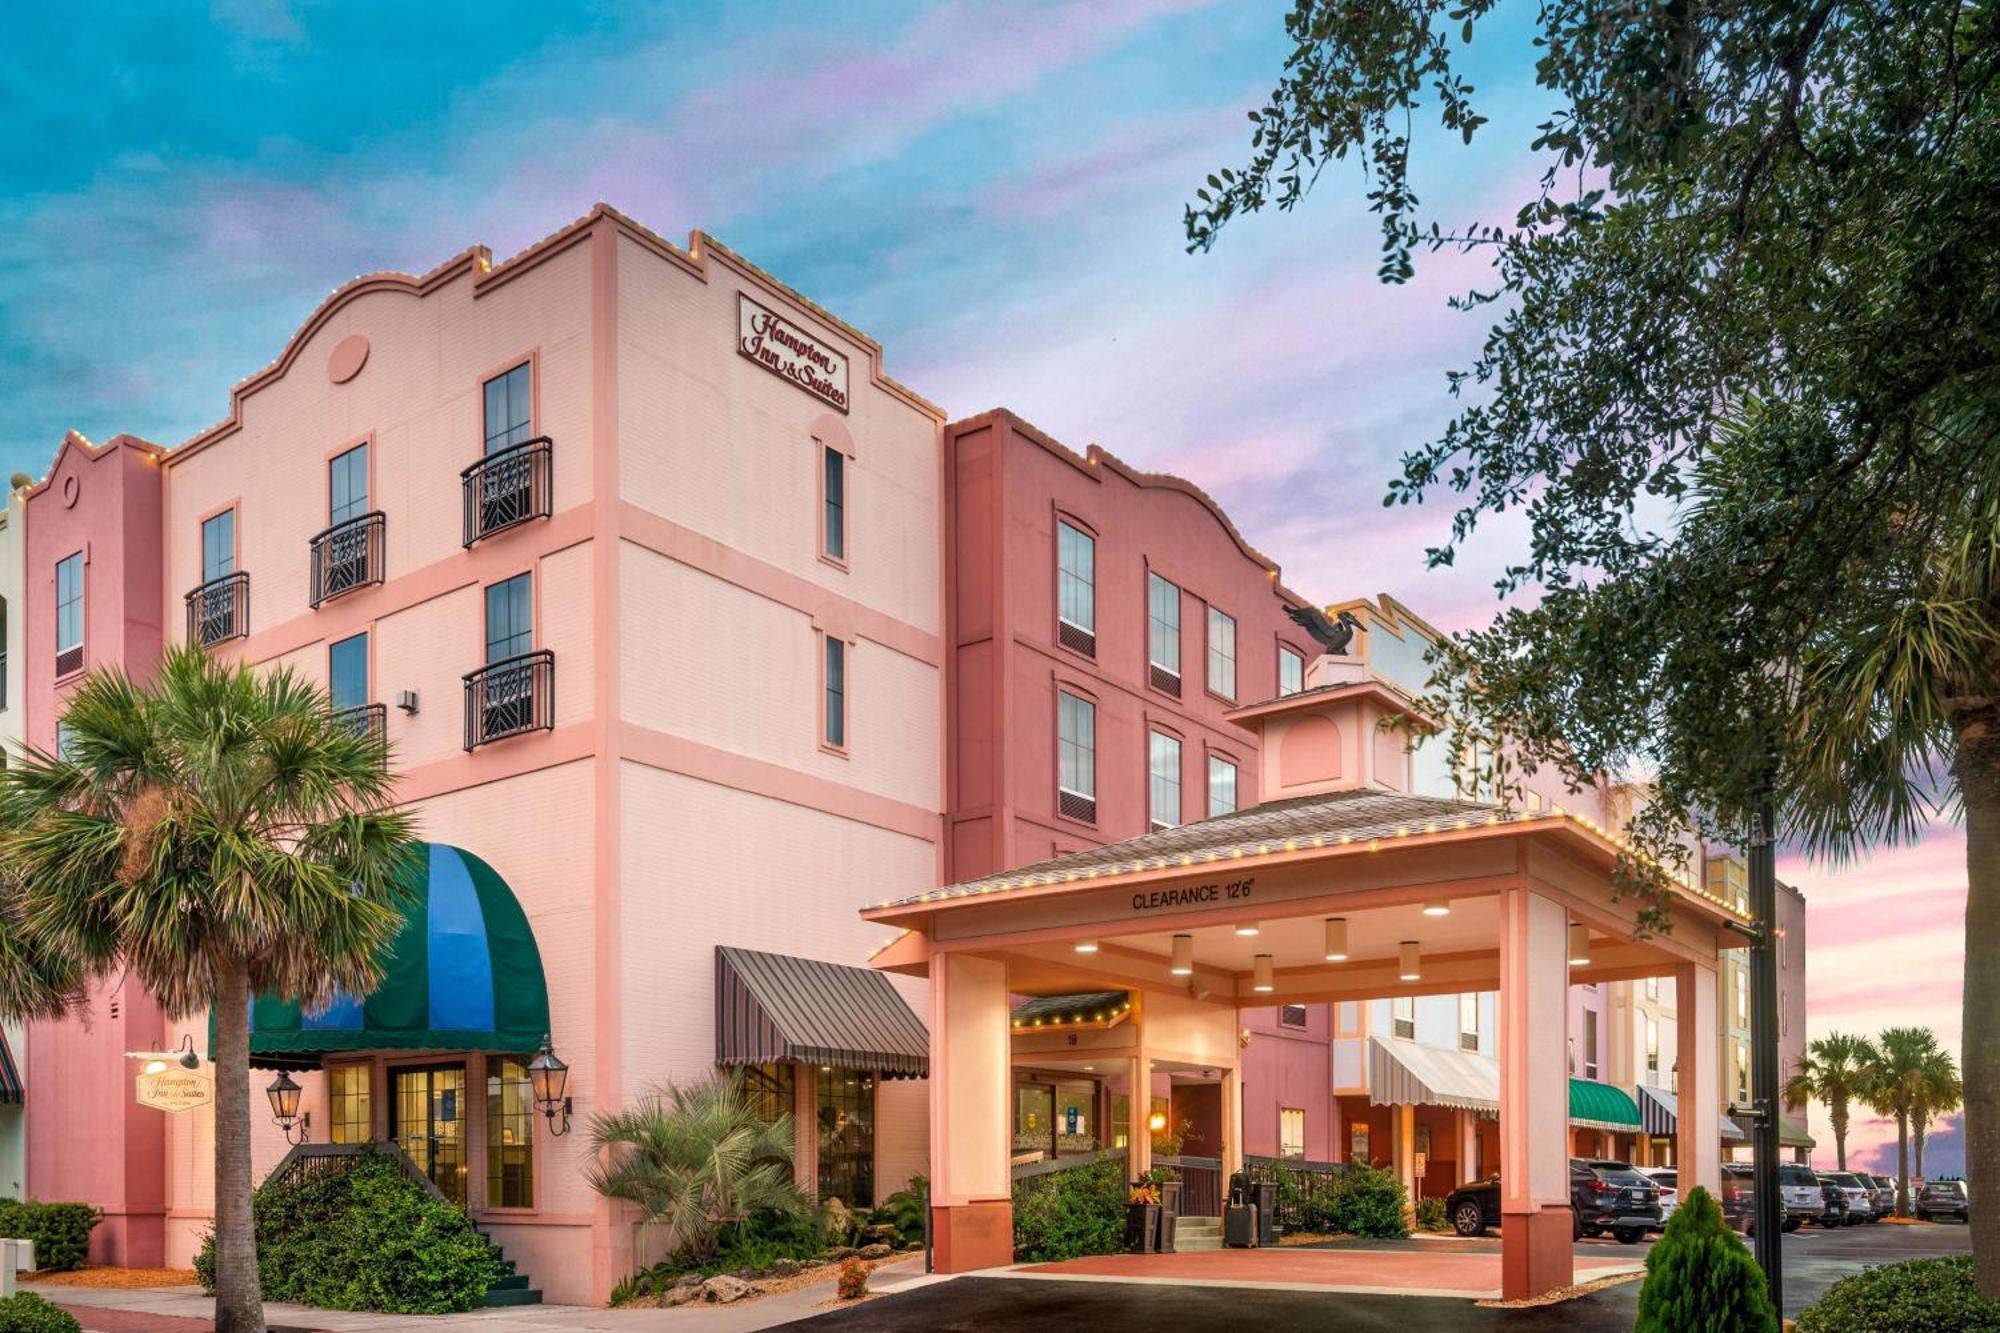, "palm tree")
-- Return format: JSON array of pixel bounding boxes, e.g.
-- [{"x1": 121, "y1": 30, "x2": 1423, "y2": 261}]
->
[
  {"x1": 0, "y1": 647, "x2": 419, "y2": 1333},
  {"x1": 1783, "y1": 1033, "x2": 1879, "y2": 1170},
  {"x1": 1864, "y1": 1027, "x2": 1943, "y2": 1218},
  {"x1": 586, "y1": 1071, "x2": 807, "y2": 1264},
  {"x1": 1912, "y1": 1045, "x2": 1964, "y2": 1187}
]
